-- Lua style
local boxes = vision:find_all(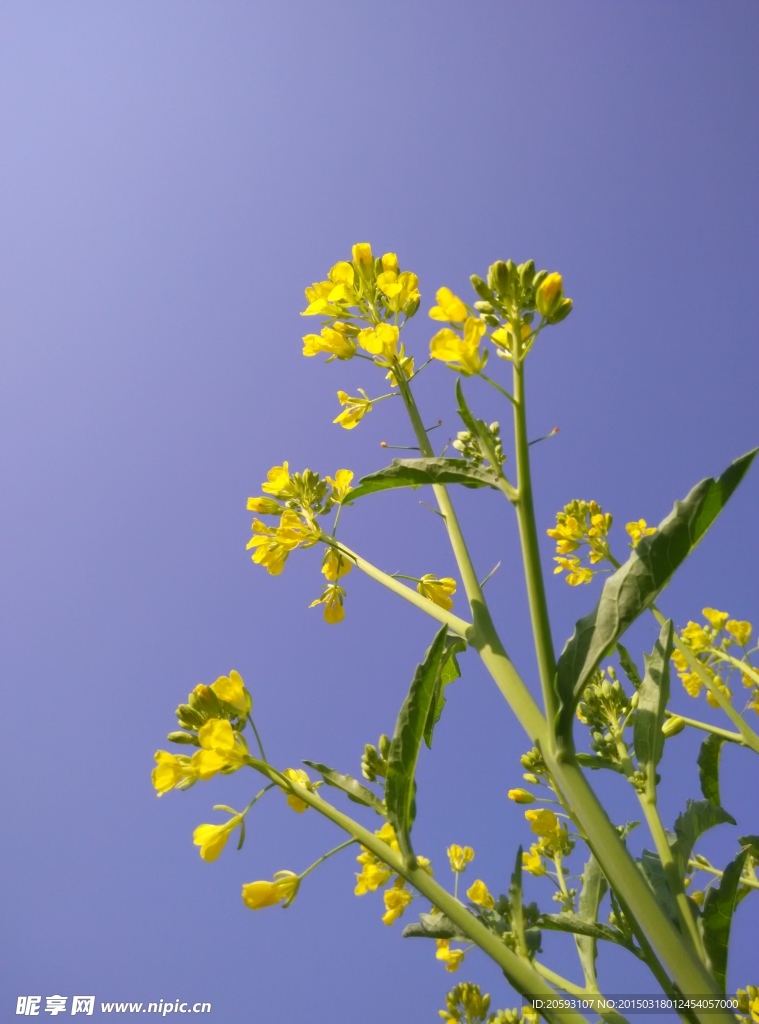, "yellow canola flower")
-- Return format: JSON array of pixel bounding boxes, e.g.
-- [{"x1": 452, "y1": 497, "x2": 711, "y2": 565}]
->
[
  {"x1": 334, "y1": 389, "x2": 372, "y2": 430},
  {"x1": 191, "y1": 719, "x2": 248, "y2": 781},
  {"x1": 508, "y1": 788, "x2": 536, "y2": 804},
  {"x1": 247, "y1": 510, "x2": 319, "y2": 576},
  {"x1": 211, "y1": 670, "x2": 251, "y2": 715},
  {"x1": 429, "y1": 287, "x2": 468, "y2": 323},
  {"x1": 523, "y1": 845, "x2": 546, "y2": 876},
  {"x1": 382, "y1": 884, "x2": 413, "y2": 926},
  {"x1": 727, "y1": 619, "x2": 752, "y2": 646},
  {"x1": 322, "y1": 547, "x2": 352, "y2": 581},
  {"x1": 491, "y1": 321, "x2": 532, "y2": 360},
  {"x1": 352, "y1": 241, "x2": 373, "y2": 272},
  {"x1": 682, "y1": 621, "x2": 711, "y2": 653},
  {"x1": 553, "y1": 556, "x2": 594, "y2": 586},
  {"x1": 280, "y1": 767, "x2": 312, "y2": 812},
  {"x1": 246, "y1": 496, "x2": 282, "y2": 515},
  {"x1": 151, "y1": 751, "x2": 196, "y2": 795},
  {"x1": 325, "y1": 468, "x2": 354, "y2": 500},
  {"x1": 702, "y1": 607, "x2": 729, "y2": 631},
  {"x1": 417, "y1": 574, "x2": 457, "y2": 611},
  {"x1": 301, "y1": 279, "x2": 340, "y2": 317},
  {"x1": 242, "y1": 870, "x2": 300, "y2": 910},
  {"x1": 625, "y1": 519, "x2": 656, "y2": 547},
  {"x1": 261, "y1": 463, "x2": 292, "y2": 497},
  {"x1": 536, "y1": 272, "x2": 564, "y2": 317},
  {"x1": 376, "y1": 264, "x2": 420, "y2": 313},
  {"x1": 430, "y1": 317, "x2": 487, "y2": 376},
  {"x1": 309, "y1": 583, "x2": 346, "y2": 624},
  {"x1": 466, "y1": 879, "x2": 495, "y2": 909},
  {"x1": 525, "y1": 808, "x2": 559, "y2": 837},
  {"x1": 436, "y1": 940, "x2": 465, "y2": 973},
  {"x1": 355, "y1": 860, "x2": 393, "y2": 895},
  {"x1": 357, "y1": 323, "x2": 400, "y2": 360},
  {"x1": 302, "y1": 324, "x2": 357, "y2": 361},
  {"x1": 447, "y1": 845, "x2": 474, "y2": 873},
  {"x1": 193, "y1": 814, "x2": 242, "y2": 862},
  {"x1": 706, "y1": 680, "x2": 732, "y2": 709}
]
